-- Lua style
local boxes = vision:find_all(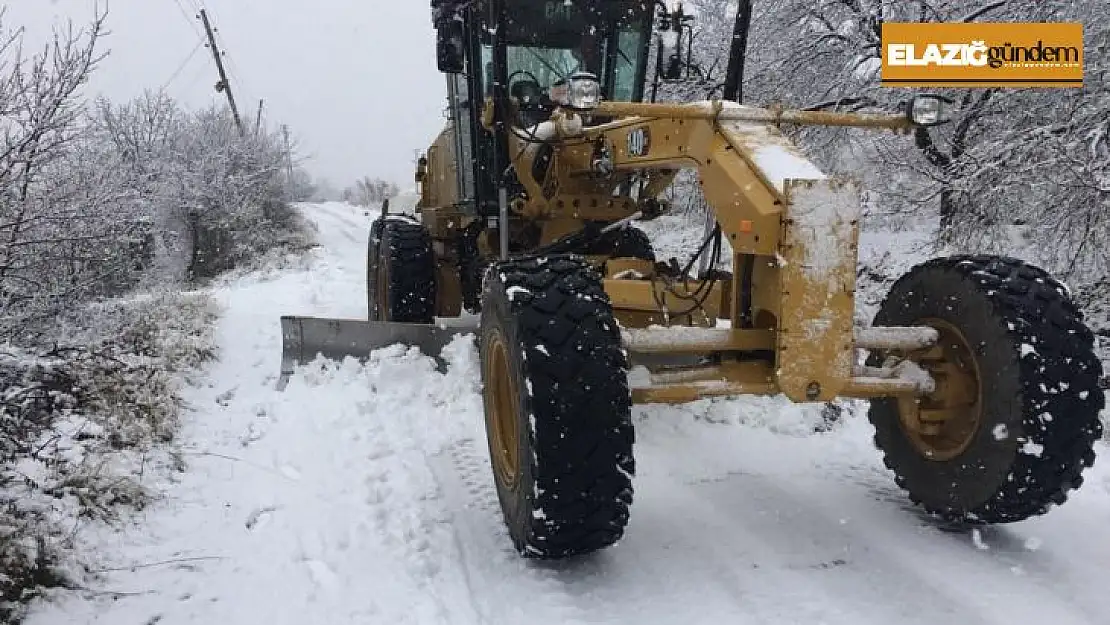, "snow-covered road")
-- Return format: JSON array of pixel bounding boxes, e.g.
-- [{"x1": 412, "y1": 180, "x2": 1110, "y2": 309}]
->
[{"x1": 29, "y1": 202, "x2": 1110, "y2": 625}]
